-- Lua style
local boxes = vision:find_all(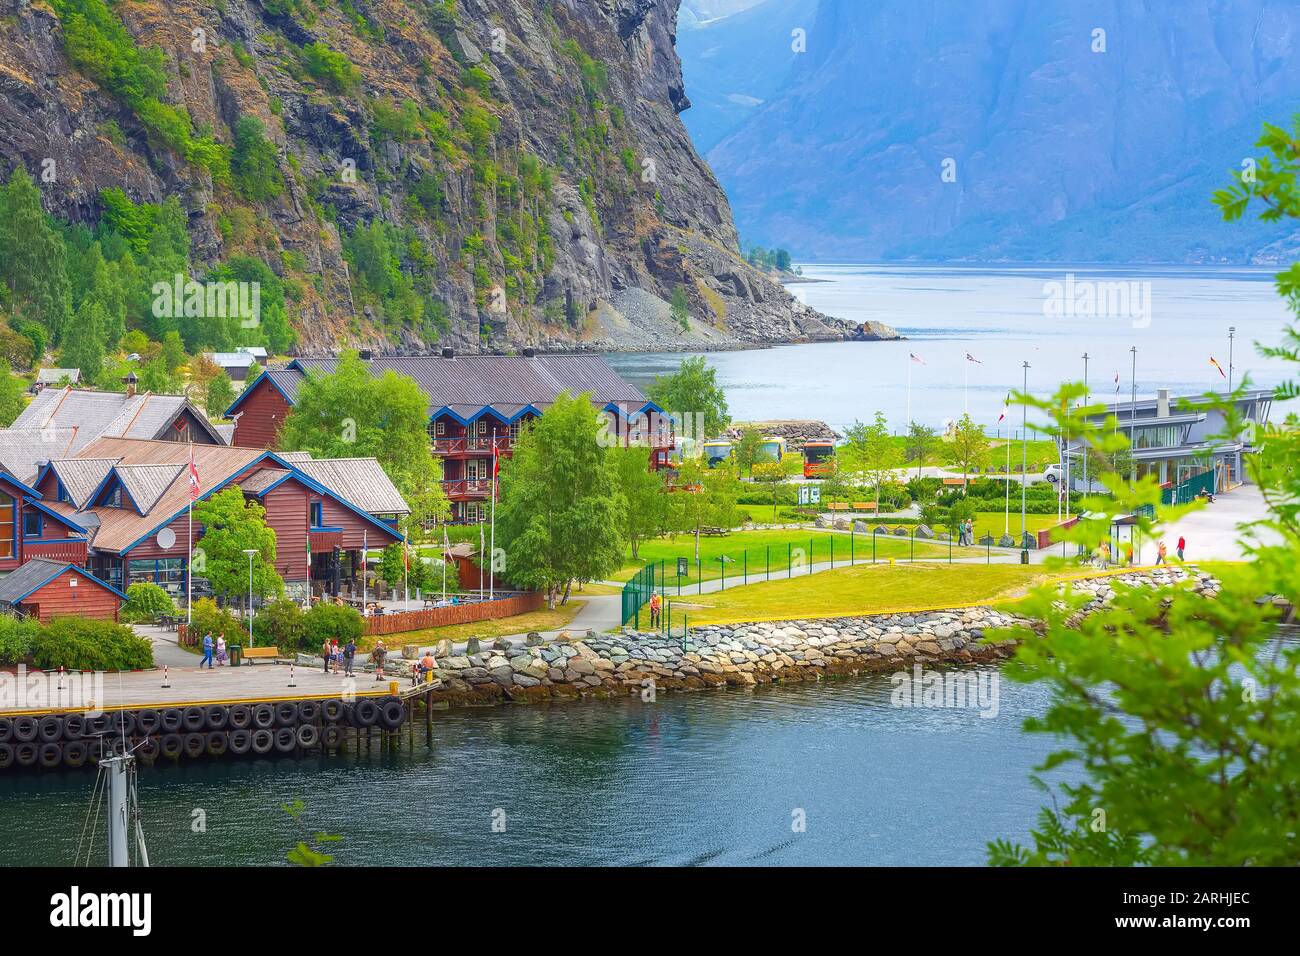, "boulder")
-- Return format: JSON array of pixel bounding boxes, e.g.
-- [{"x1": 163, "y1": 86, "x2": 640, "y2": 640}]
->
[
  {"x1": 998, "y1": 534, "x2": 1016, "y2": 549},
  {"x1": 464, "y1": 637, "x2": 481, "y2": 655},
  {"x1": 915, "y1": 524, "x2": 934, "y2": 539},
  {"x1": 893, "y1": 526, "x2": 909, "y2": 537},
  {"x1": 525, "y1": 631, "x2": 543, "y2": 646},
  {"x1": 433, "y1": 639, "x2": 453, "y2": 659}
]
